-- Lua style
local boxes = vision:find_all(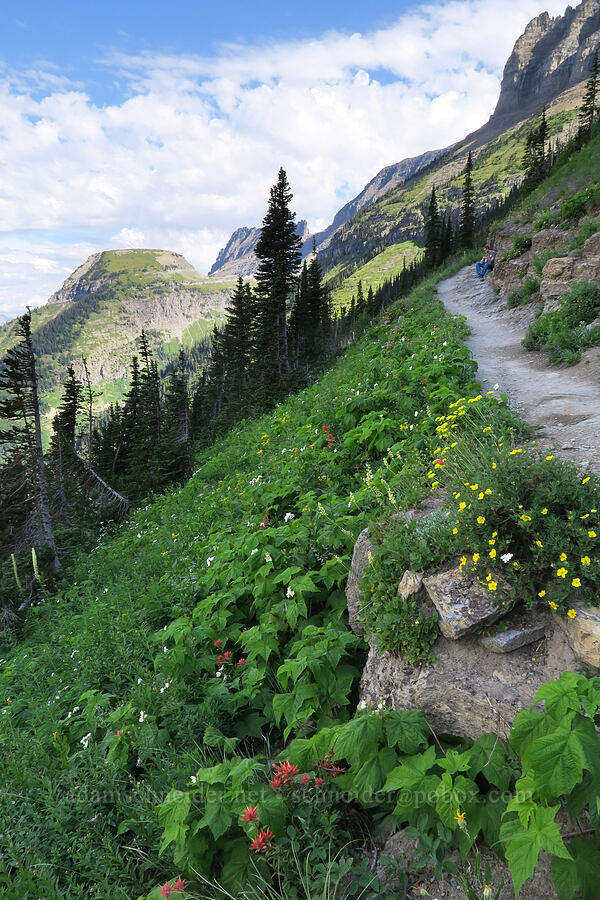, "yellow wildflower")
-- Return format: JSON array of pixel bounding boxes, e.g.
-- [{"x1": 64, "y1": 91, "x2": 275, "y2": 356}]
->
[
  {"x1": 548, "y1": 600, "x2": 558, "y2": 610},
  {"x1": 485, "y1": 489, "x2": 492, "y2": 495},
  {"x1": 581, "y1": 556, "x2": 591, "y2": 566},
  {"x1": 472, "y1": 553, "x2": 480, "y2": 564},
  {"x1": 492, "y1": 462, "x2": 497, "y2": 469},
  {"x1": 478, "y1": 492, "x2": 484, "y2": 500},
  {"x1": 459, "y1": 555, "x2": 467, "y2": 570},
  {"x1": 470, "y1": 483, "x2": 479, "y2": 491},
  {"x1": 452, "y1": 527, "x2": 458, "y2": 534},
  {"x1": 488, "y1": 580, "x2": 497, "y2": 591},
  {"x1": 459, "y1": 502, "x2": 467, "y2": 511},
  {"x1": 477, "y1": 516, "x2": 485, "y2": 525},
  {"x1": 454, "y1": 809, "x2": 466, "y2": 828},
  {"x1": 559, "y1": 553, "x2": 567, "y2": 562},
  {"x1": 489, "y1": 549, "x2": 496, "y2": 559},
  {"x1": 582, "y1": 477, "x2": 590, "y2": 484},
  {"x1": 567, "y1": 609, "x2": 577, "y2": 619},
  {"x1": 589, "y1": 530, "x2": 597, "y2": 538},
  {"x1": 571, "y1": 578, "x2": 582, "y2": 588},
  {"x1": 541, "y1": 508, "x2": 548, "y2": 515},
  {"x1": 546, "y1": 455, "x2": 554, "y2": 461},
  {"x1": 538, "y1": 589, "x2": 546, "y2": 597},
  {"x1": 557, "y1": 567, "x2": 568, "y2": 578},
  {"x1": 520, "y1": 514, "x2": 532, "y2": 522}
]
